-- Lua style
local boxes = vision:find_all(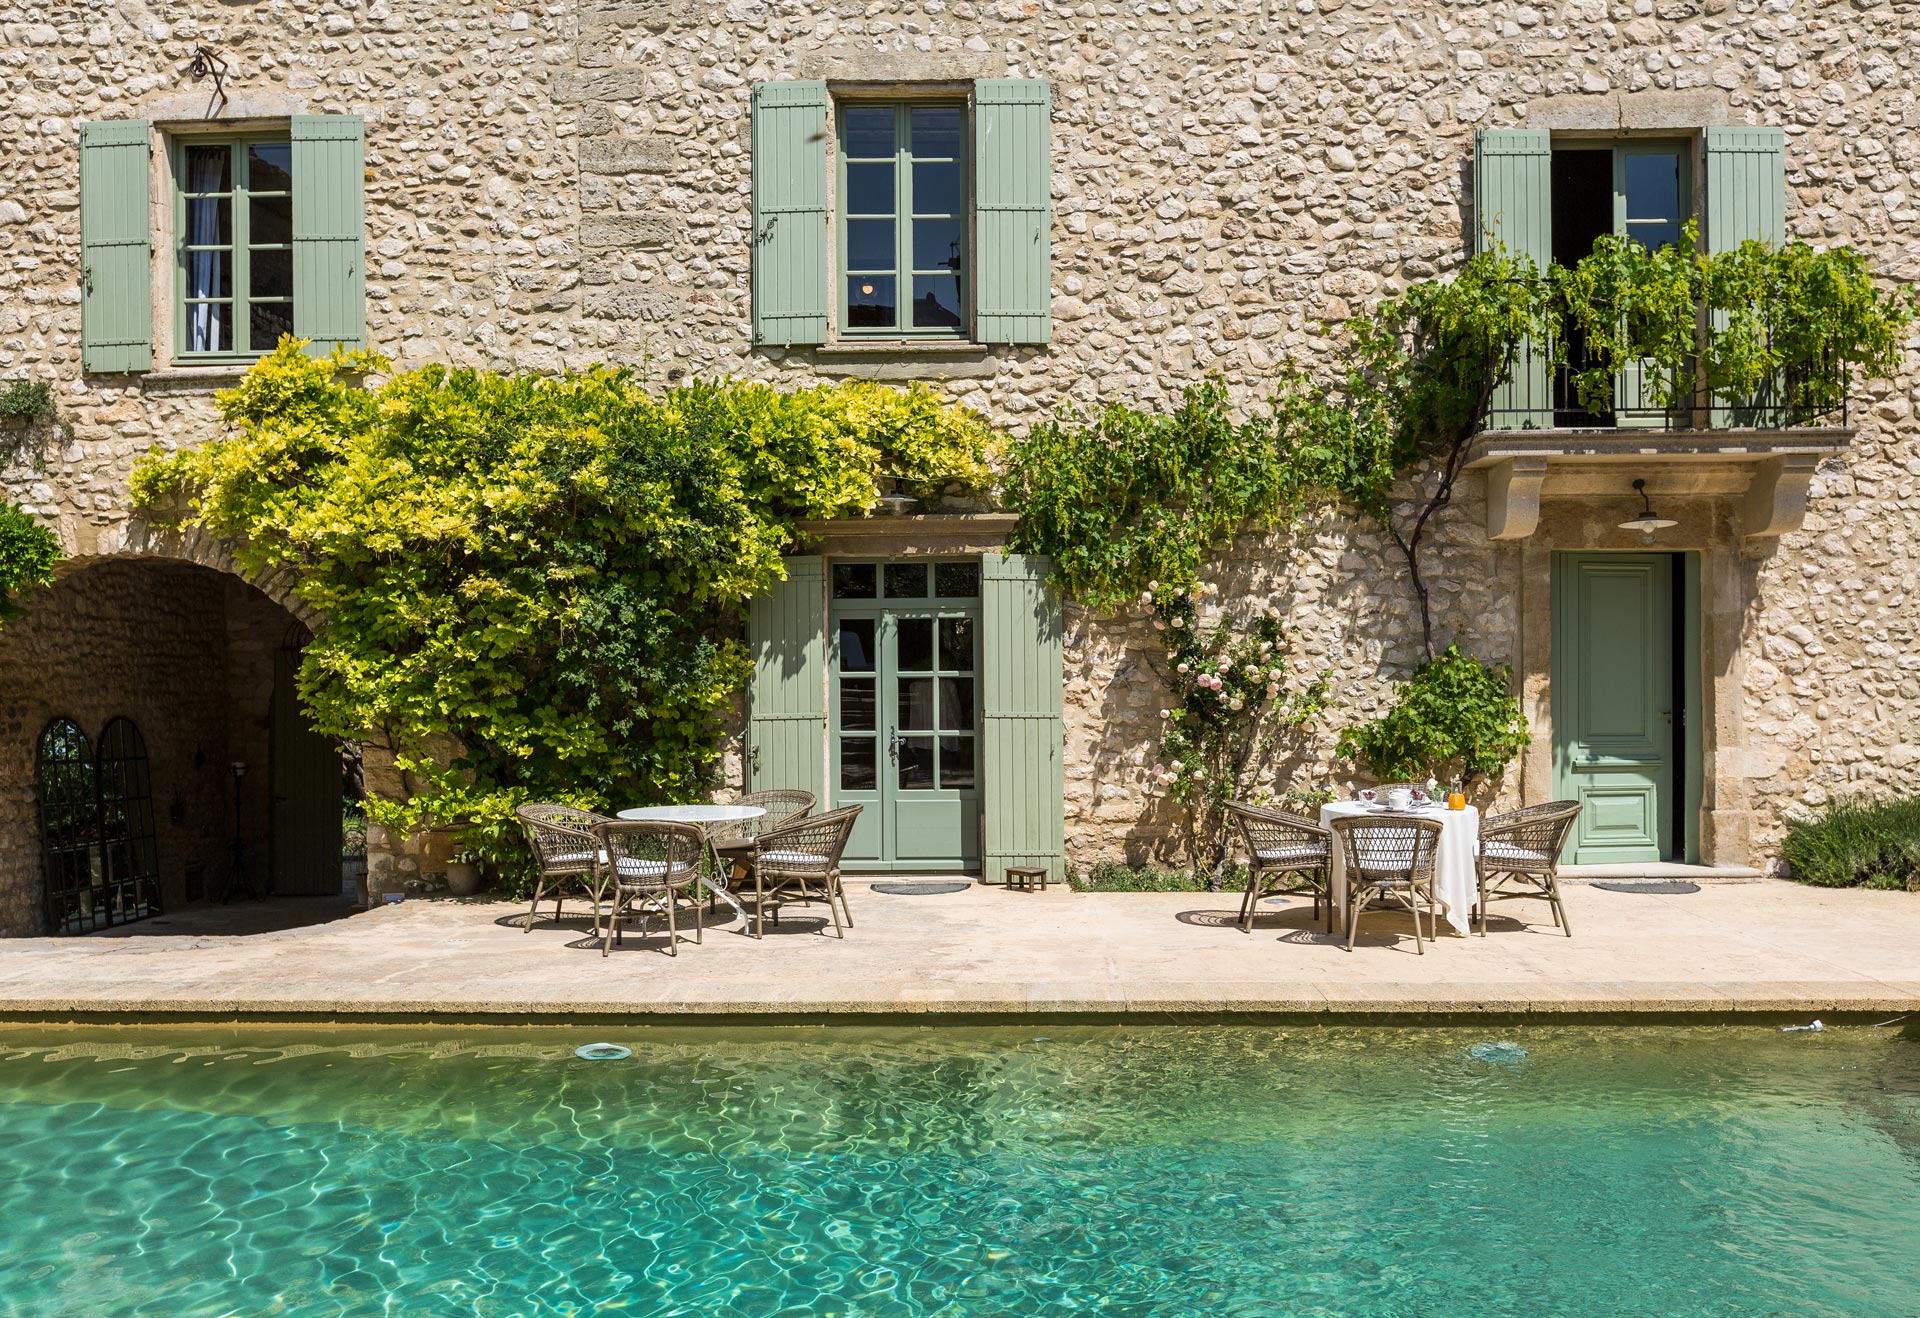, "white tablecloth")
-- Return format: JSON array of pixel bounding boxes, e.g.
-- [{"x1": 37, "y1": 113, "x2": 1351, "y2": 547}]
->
[
  {"x1": 611, "y1": 805, "x2": 767, "y2": 926},
  {"x1": 1320, "y1": 802, "x2": 1479, "y2": 937}
]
